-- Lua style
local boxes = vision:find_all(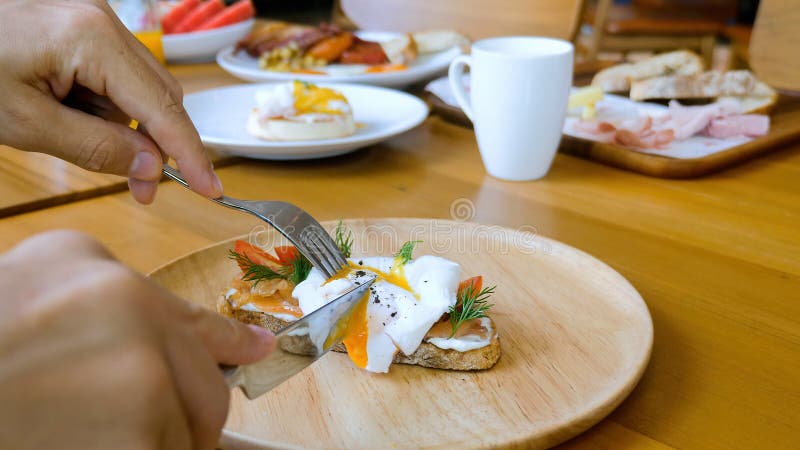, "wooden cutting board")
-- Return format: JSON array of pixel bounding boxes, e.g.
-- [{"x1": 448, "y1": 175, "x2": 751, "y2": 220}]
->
[
  {"x1": 149, "y1": 219, "x2": 653, "y2": 450},
  {"x1": 427, "y1": 93, "x2": 800, "y2": 178}
]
